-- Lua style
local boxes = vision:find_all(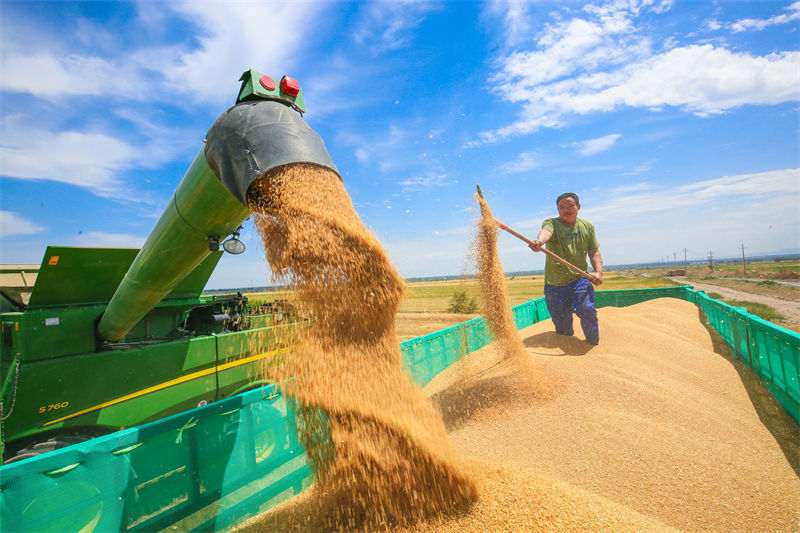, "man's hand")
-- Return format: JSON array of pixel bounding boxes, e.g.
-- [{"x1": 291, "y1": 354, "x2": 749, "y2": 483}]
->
[
  {"x1": 588, "y1": 249, "x2": 604, "y2": 286},
  {"x1": 529, "y1": 239, "x2": 544, "y2": 252}
]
